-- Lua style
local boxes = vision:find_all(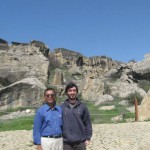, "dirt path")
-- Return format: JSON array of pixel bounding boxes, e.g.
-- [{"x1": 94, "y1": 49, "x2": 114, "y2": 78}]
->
[{"x1": 0, "y1": 122, "x2": 150, "y2": 150}]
